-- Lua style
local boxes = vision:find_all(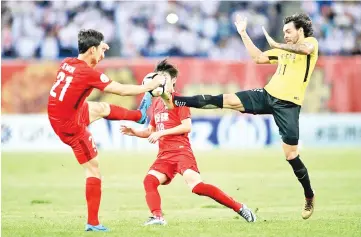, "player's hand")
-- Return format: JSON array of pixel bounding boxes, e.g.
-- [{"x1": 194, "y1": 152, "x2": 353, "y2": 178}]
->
[
  {"x1": 262, "y1": 26, "x2": 280, "y2": 48},
  {"x1": 234, "y1": 15, "x2": 247, "y2": 34},
  {"x1": 120, "y1": 125, "x2": 135, "y2": 136},
  {"x1": 147, "y1": 74, "x2": 166, "y2": 90},
  {"x1": 148, "y1": 131, "x2": 163, "y2": 144}
]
